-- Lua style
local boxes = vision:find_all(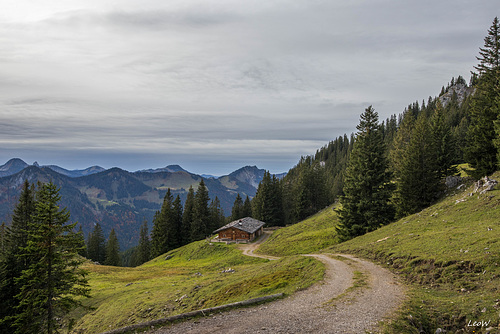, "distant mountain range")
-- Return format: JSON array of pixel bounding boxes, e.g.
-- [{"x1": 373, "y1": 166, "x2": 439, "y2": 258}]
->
[{"x1": 0, "y1": 158, "x2": 285, "y2": 249}]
